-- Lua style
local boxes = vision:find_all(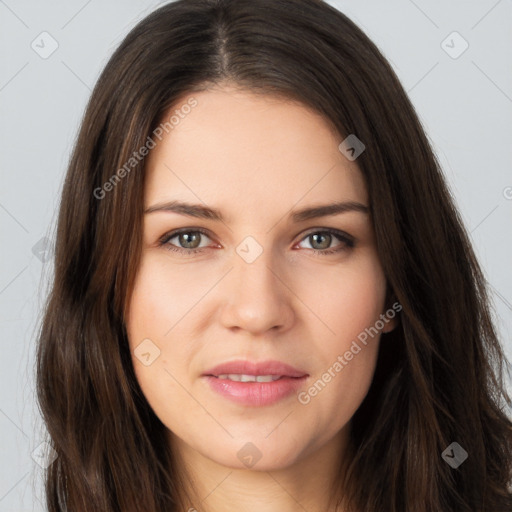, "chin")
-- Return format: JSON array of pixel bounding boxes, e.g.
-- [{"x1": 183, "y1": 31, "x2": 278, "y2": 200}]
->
[{"x1": 207, "y1": 437, "x2": 306, "y2": 471}]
